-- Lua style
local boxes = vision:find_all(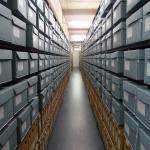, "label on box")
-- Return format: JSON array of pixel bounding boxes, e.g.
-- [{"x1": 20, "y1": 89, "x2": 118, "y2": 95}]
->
[
  {"x1": 39, "y1": 20, "x2": 43, "y2": 31},
  {"x1": 127, "y1": 27, "x2": 133, "y2": 38},
  {"x1": 112, "y1": 83, "x2": 115, "y2": 91},
  {"x1": 22, "y1": 121, "x2": 27, "y2": 133},
  {"x1": 39, "y1": 60, "x2": 43, "y2": 67},
  {"x1": 112, "y1": 106, "x2": 115, "y2": 114},
  {"x1": 41, "y1": 80, "x2": 44, "y2": 85},
  {"x1": 30, "y1": 61, "x2": 35, "y2": 68},
  {"x1": 111, "y1": 60, "x2": 115, "y2": 67},
  {"x1": 28, "y1": 8, "x2": 33, "y2": 18},
  {"x1": 29, "y1": 87, "x2": 34, "y2": 95},
  {"x1": 140, "y1": 143, "x2": 146, "y2": 150},
  {"x1": 45, "y1": 60, "x2": 48, "y2": 66},
  {"x1": 2, "y1": 141, "x2": 10, "y2": 150},
  {"x1": 15, "y1": 95, "x2": 22, "y2": 106},
  {"x1": 46, "y1": 77, "x2": 49, "y2": 82},
  {"x1": 106, "y1": 60, "x2": 108, "y2": 66},
  {"x1": 146, "y1": 63, "x2": 150, "y2": 76},
  {"x1": 145, "y1": 16, "x2": 150, "y2": 32},
  {"x1": 137, "y1": 100, "x2": 146, "y2": 117},
  {"x1": 102, "y1": 59, "x2": 104, "y2": 65},
  {"x1": 124, "y1": 91, "x2": 129, "y2": 103},
  {"x1": 39, "y1": 40, "x2": 42, "y2": 47},
  {"x1": 114, "y1": 11, "x2": 117, "y2": 19},
  {"x1": 0, "y1": 106, "x2": 4, "y2": 120},
  {"x1": 125, "y1": 122, "x2": 130, "y2": 136},
  {"x1": 125, "y1": 61, "x2": 130, "y2": 71},
  {"x1": 18, "y1": 62, "x2": 24, "y2": 71},
  {"x1": 32, "y1": 109, "x2": 36, "y2": 118},
  {"x1": 0, "y1": 63, "x2": 2, "y2": 75},
  {"x1": 106, "y1": 79, "x2": 108, "y2": 85},
  {"x1": 13, "y1": 26, "x2": 20, "y2": 38},
  {"x1": 114, "y1": 35, "x2": 117, "y2": 43}
]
